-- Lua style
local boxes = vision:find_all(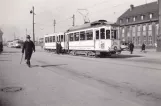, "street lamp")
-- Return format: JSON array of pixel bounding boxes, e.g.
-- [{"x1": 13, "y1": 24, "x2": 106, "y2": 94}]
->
[{"x1": 30, "y1": 6, "x2": 36, "y2": 43}]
